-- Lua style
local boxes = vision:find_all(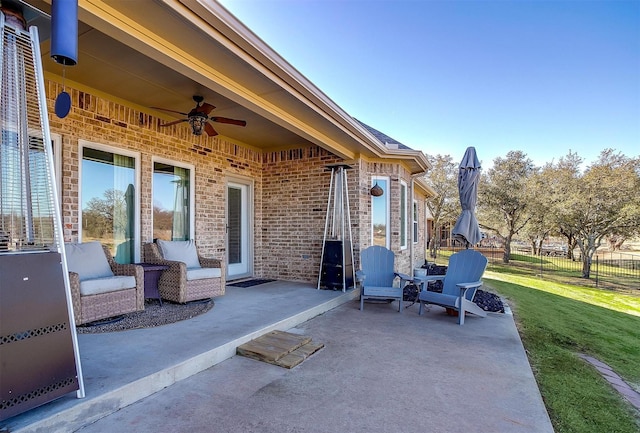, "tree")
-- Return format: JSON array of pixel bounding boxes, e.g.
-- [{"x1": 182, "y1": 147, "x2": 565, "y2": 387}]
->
[
  {"x1": 554, "y1": 150, "x2": 640, "y2": 278},
  {"x1": 605, "y1": 234, "x2": 626, "y2": 251},
  {"x1": 153, "y1": 204, "x2": 173, "y2": 239},
  {"x1": 83, "y1": 188, "x2": 129, "y2": 240},
  {"x1": 423, "y1": 154, "x2": 459, "y2": 258},
  {"x1": 478, "y1": 151, "x2": 535, "y2": 263},
  {"x1": 522, "y1": 167, "x2": 555, "y2": 255},
  {"x1": 542, "y1": 152, "x2": 583, "y2": 260}
]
